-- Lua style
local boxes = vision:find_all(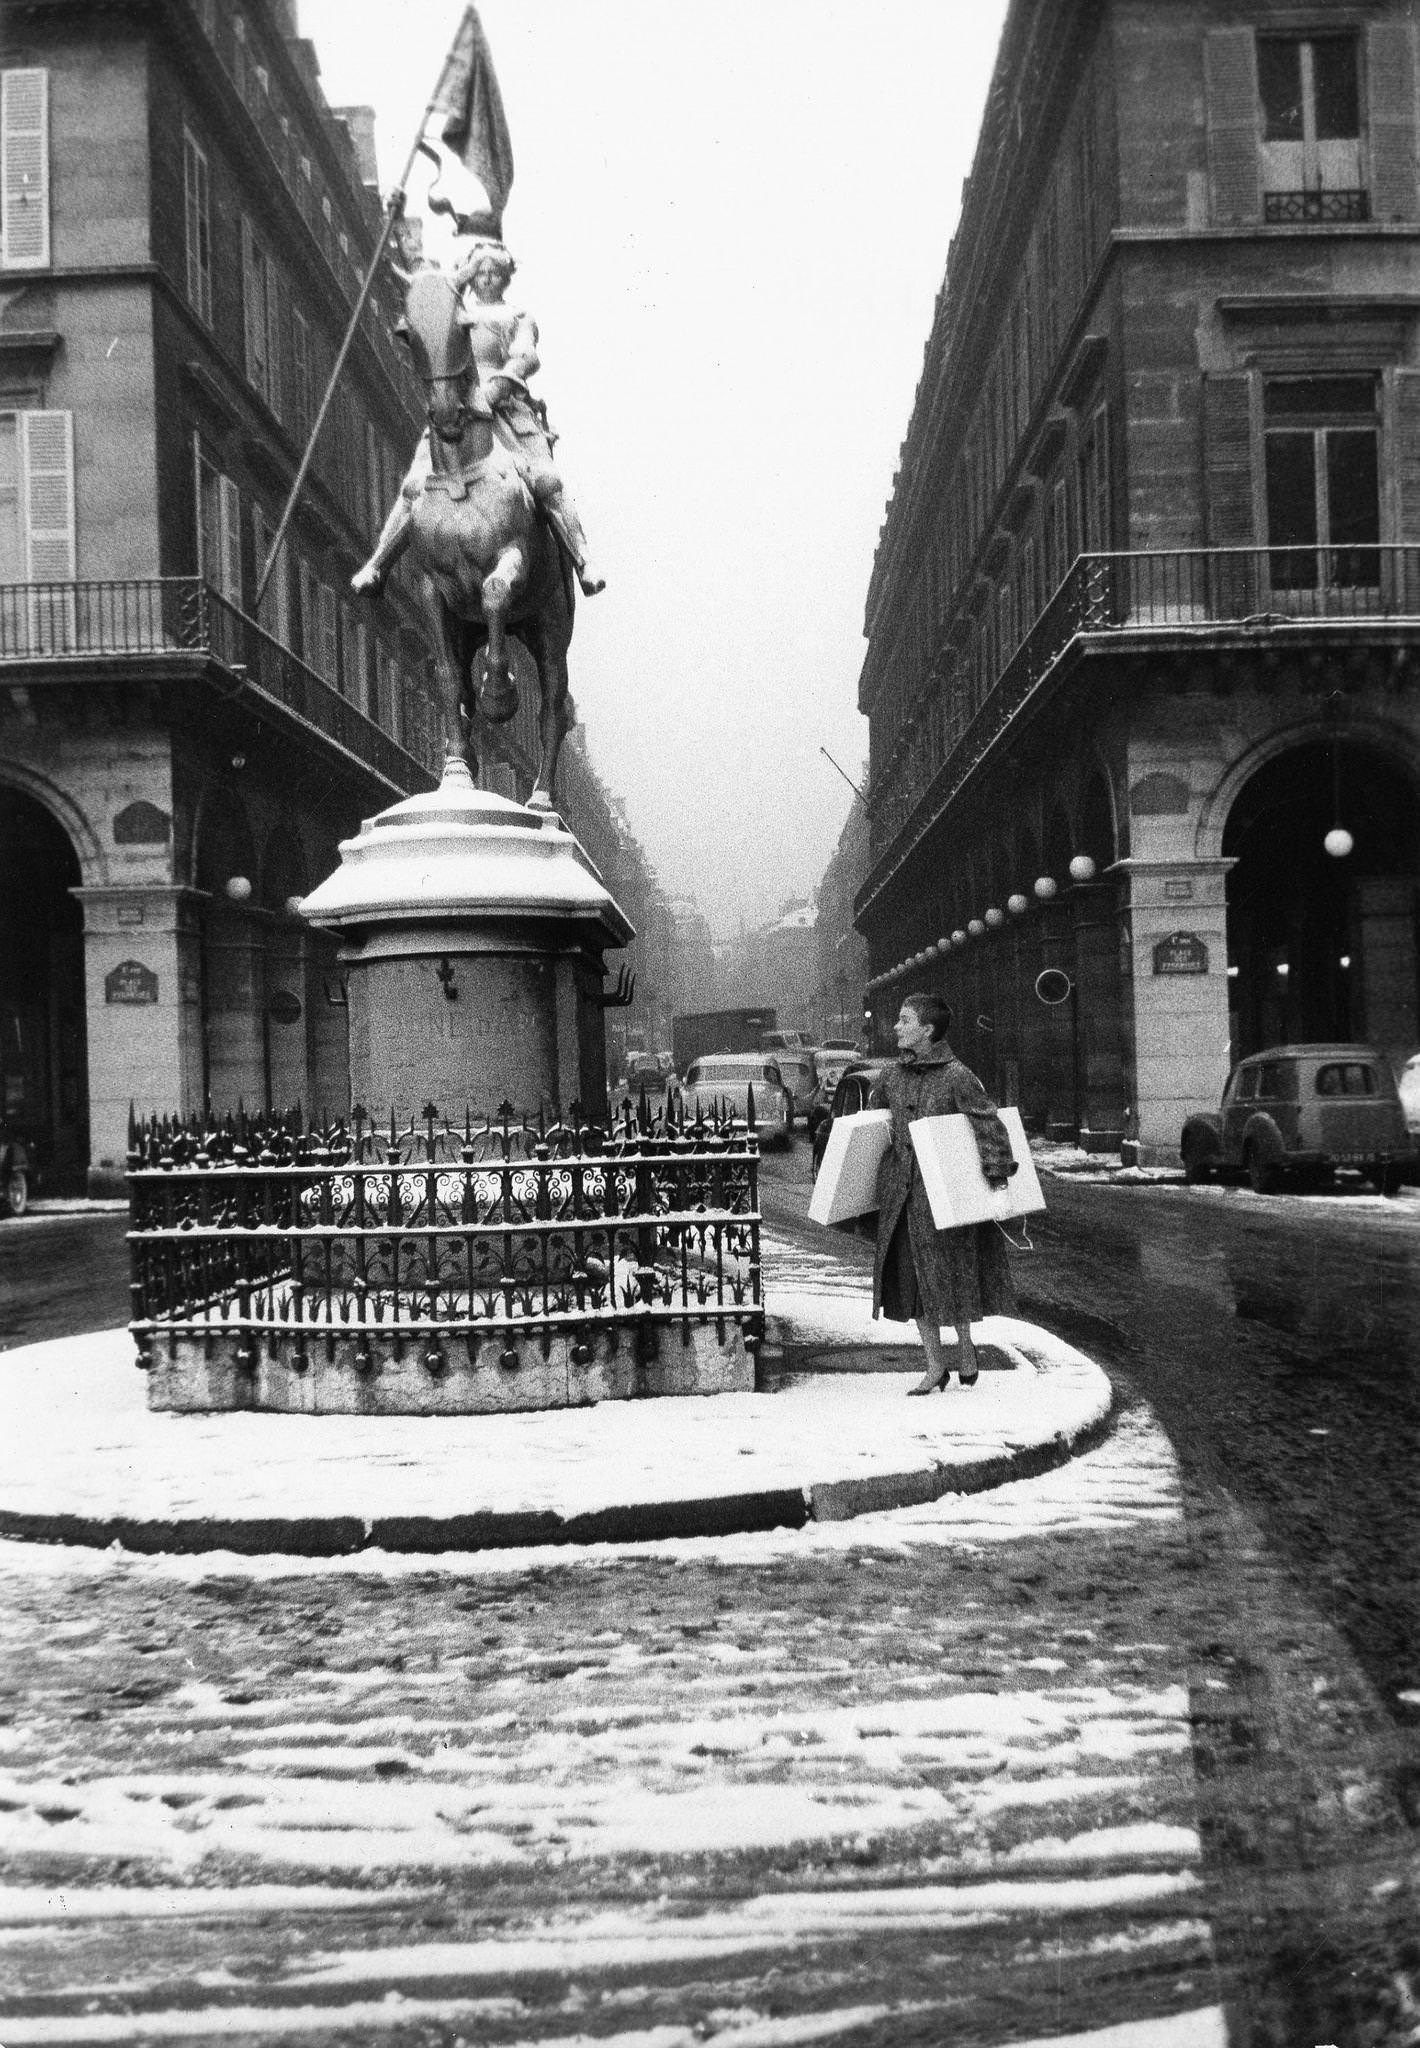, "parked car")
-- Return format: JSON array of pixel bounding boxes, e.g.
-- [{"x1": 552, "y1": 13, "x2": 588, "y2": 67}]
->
[
  {"x1": 1180, "y1": 1043, "x2": 1411, "y2": 1194},
  {"x1": 1399, "y1": 1051, "x2": 1420, "y2": 1138},
  {"x1": 681, "y1": 1054, "x2": 793, "y2": 1149},
  {"x1": 810, "y1": 1058, "x2": 891, "y2": 1173},
  {"x1": 0, "y1": 1121, "x2": 38, "y2": 1218},
  {"x1": 811, "y1": 1044, "x2": 860, "y2": 1101},
  {"x1": 768, "y1": 1045, "x2": 818, "y2": 1119}
]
